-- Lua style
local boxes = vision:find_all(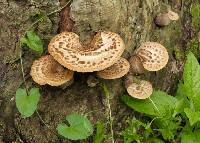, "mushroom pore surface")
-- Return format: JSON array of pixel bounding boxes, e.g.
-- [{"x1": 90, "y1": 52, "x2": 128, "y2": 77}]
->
[
  {"x1": 97, "y1": 57, "x2": 130, "y2": 79},
  {"x1": 135, "y1": 42, "x2": 169, "y2": 71},
  {"x1": 30, "y1": 55, "x2": 74, "y2": 86},
  {"x1": 48, "y1": 31, "x2": 125, "y2": 72}
]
